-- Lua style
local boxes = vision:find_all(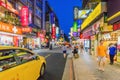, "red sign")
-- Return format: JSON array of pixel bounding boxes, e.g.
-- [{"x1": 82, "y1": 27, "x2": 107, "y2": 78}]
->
[
  {"x1": 13, "y1": 36, "x2": 18, "y2": 47},
  {"x1": 21, "y1": 6, "x2": 29, "y2": 26},
  {"x1": 113, "y1": 23, "x2": 120, "y2": 31},
  {"x1": 38, "y1": 33, "x2": 45, "y2": 42},
  {"x1": 0, "y1": 0, "x2": 18, "y2": 15},
  {"x1": 52, "y1": 24, "x2": 56, "y2": 39},
  {"x1": 22, "y1": 27, "x2": 32, "y2": 33}
]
